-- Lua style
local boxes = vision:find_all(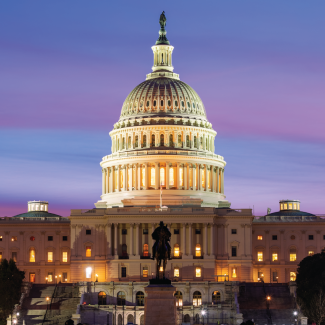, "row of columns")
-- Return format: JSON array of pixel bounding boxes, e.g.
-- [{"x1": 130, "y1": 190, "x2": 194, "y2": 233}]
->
[{"x1": 102, "y1": 163, "x2": 224, "y2": 195}]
